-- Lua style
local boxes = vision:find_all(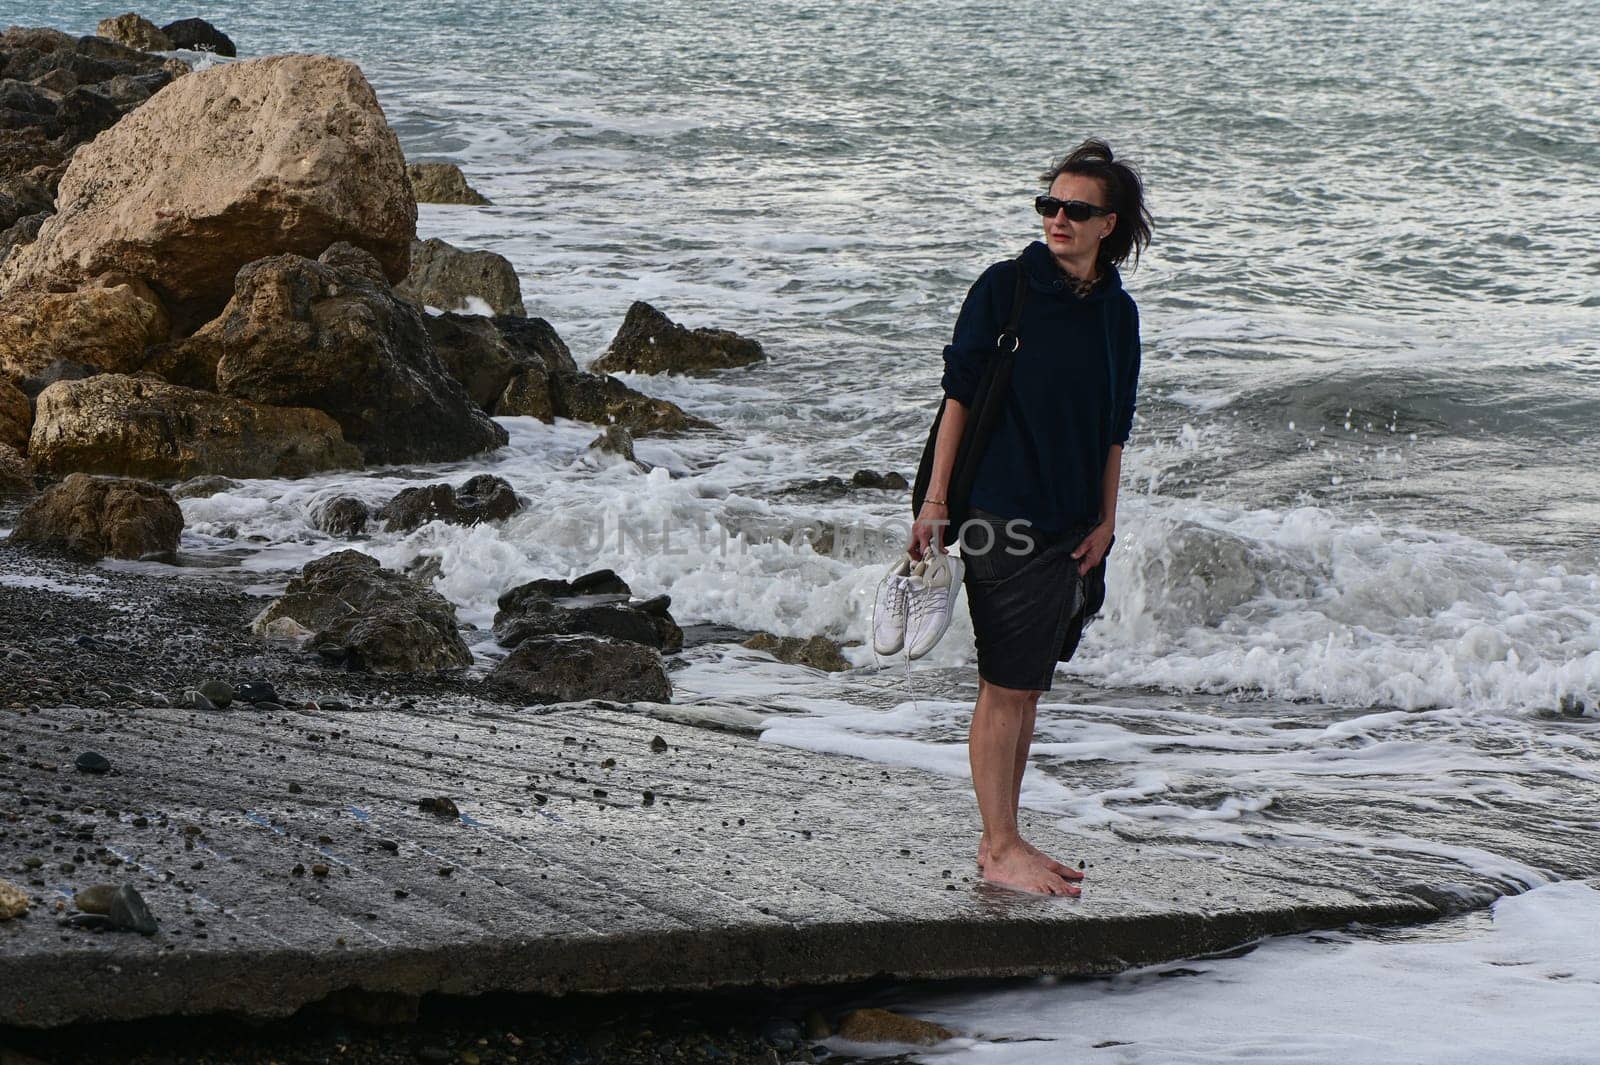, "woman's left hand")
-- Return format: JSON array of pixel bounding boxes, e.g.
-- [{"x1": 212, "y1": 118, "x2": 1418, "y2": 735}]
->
[{"x1": 1071, "y1": 521, "x2": 1114, "y2": 576}]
